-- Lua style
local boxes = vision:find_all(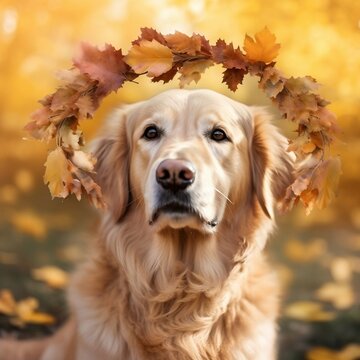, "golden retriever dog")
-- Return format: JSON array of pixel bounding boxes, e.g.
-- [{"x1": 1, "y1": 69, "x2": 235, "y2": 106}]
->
[{"x1": 0, "y1": 89, "x2": 293, "y2": 360}]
